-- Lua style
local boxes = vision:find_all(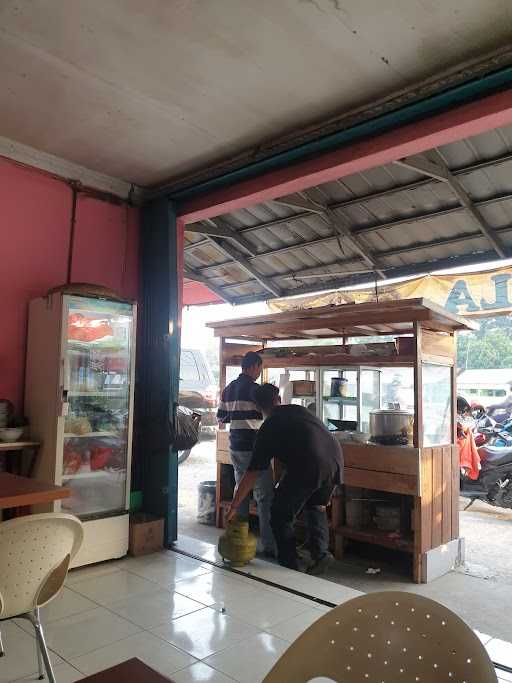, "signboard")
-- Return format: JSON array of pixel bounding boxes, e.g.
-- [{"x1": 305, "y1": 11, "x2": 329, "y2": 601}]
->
[{"x1": 269, "y1": 265, "x2": 512, "y2": 317}]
